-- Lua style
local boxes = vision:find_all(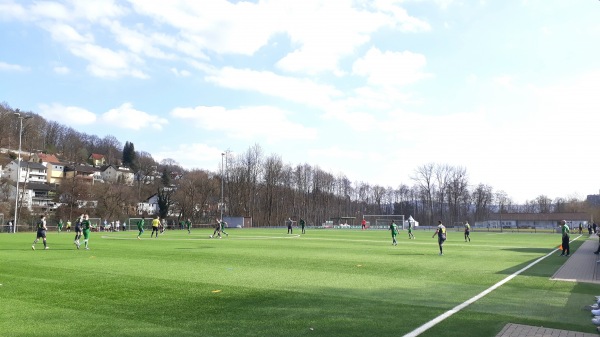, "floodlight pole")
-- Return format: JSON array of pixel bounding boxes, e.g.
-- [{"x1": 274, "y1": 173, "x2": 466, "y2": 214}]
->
[
  {"x1": 13, "y1": 112, "x2": 31, "y2": 233},
  {"x1": 220, "y1": 152, "x2": 224, "y2": 221}
]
